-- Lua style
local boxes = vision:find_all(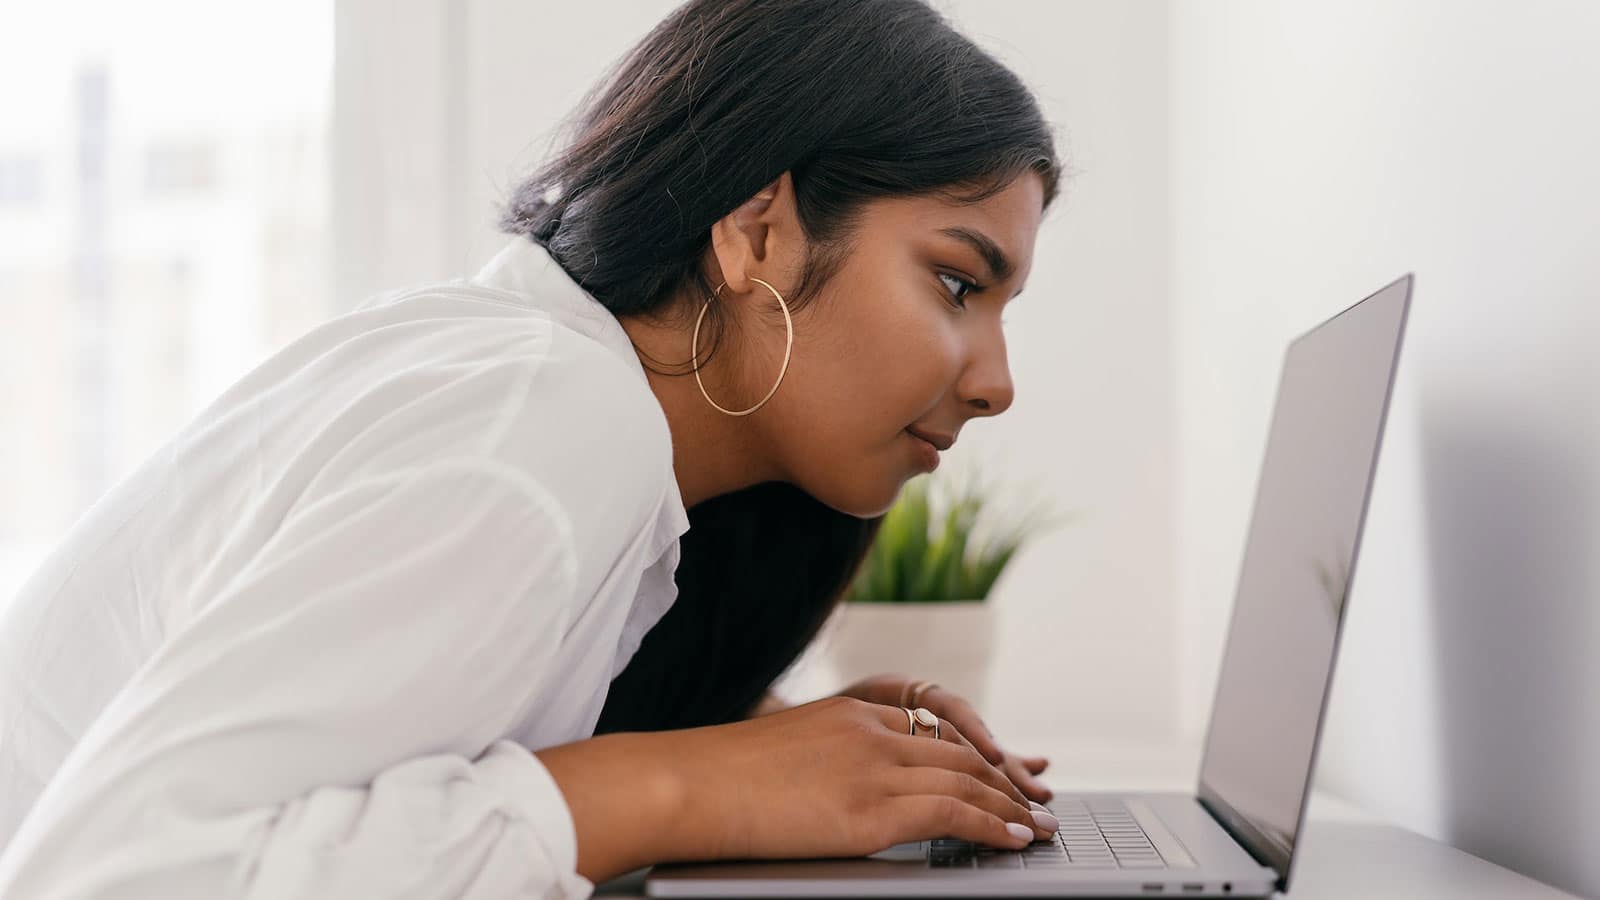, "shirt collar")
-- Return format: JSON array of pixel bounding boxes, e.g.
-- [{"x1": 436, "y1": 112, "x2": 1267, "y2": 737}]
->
[{"x1": 470, "y1": 236, "x2": 650, "y2": 386}]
